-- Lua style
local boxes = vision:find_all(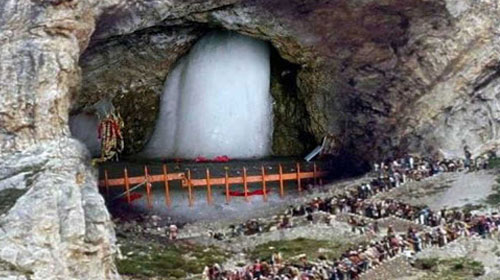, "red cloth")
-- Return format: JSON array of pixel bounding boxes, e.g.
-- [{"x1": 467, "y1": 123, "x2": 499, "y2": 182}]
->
[
  {"x1": 195, "y1": 155, "x2": 230, "y2": 163},
  {"x1": 195, "y1": 156, "x2": 210, "y2": 163},
  {"x1": 121, "y1": 192, "x2": 143, "y2": 203},
  {"x1": 213, "y1": 155, "x2": 230, "y2": 162}
]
